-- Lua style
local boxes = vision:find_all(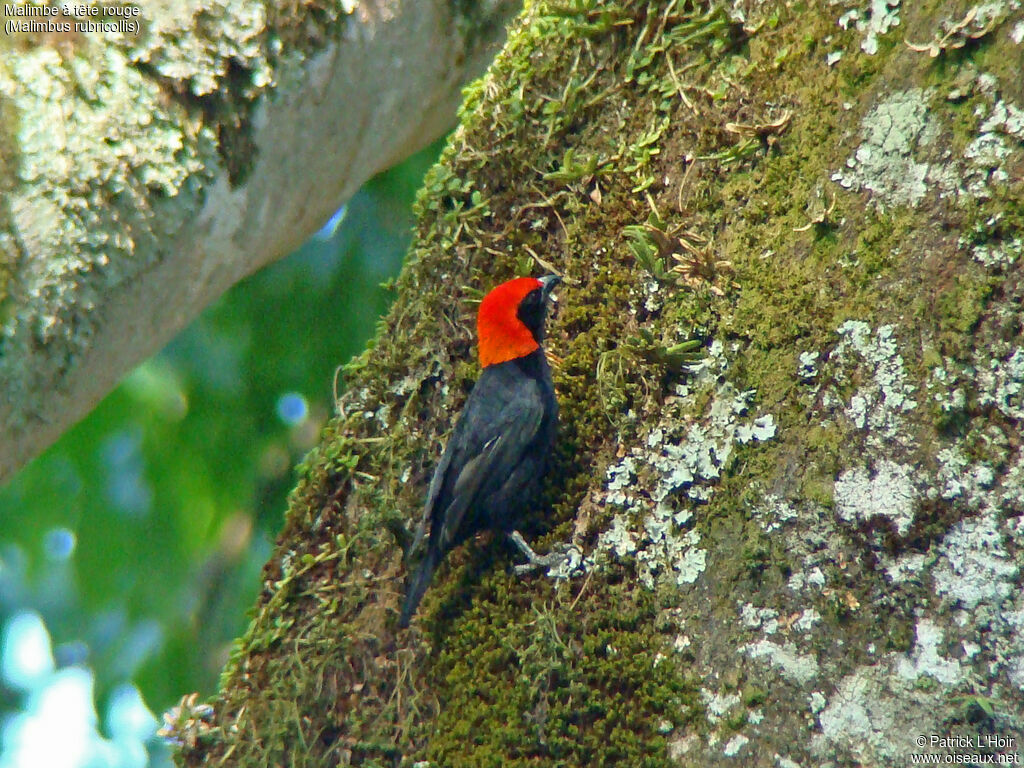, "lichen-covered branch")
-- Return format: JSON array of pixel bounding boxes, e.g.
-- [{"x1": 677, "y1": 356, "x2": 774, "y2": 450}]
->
[
  {"x1": 0, "y1": 0, "x2": 518, "y2": 484},
  {"x1": 174, "y1": 1, "x2": 1024, "y2": 765}
]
